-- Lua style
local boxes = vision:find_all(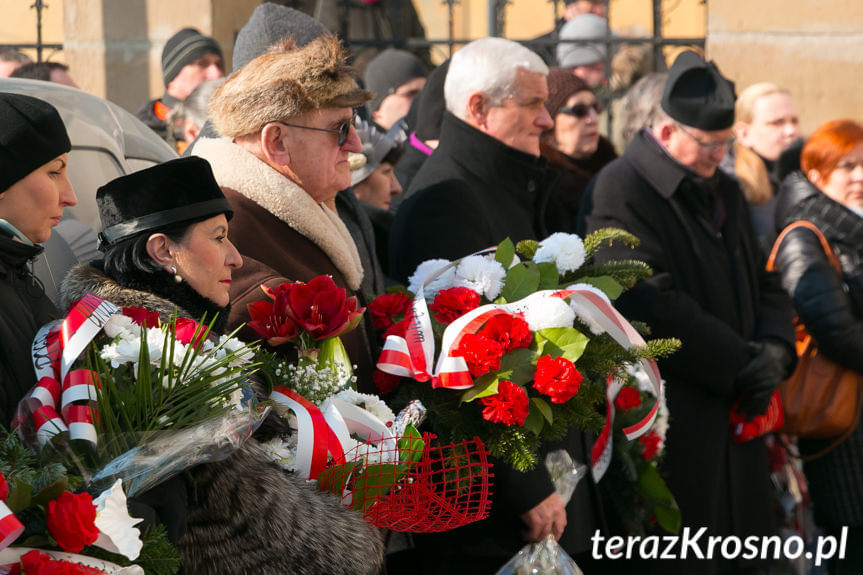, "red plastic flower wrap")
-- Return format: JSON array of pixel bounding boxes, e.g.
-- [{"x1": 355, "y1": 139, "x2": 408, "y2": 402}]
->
[
  {"x1": 480, "y1": 380, "x2": 529, "y2": 426},
  {"x1": 532, "y1": 355, "x2": 583, "y2": 404},
  {"x1": 368, "y1": 292, "x2": 412, "y2": 331},
  {"x1": 429, "y1": 287, "x2": 481, "y2": 324},
  {"x1": 453, "y1": 334, "x2": 504, "y2": 378},
  {"x1": 45, "y1": 491, "x2": 99, "y2": 553},
  {"x1": 0, "y1": 471, "x2": 7, "y2": 501},
  {"x1": 477, "y1": 314, "x2": 532, "y2": 353},
  {"x1": 9, "y1": 550, "x2": 107, "y2": 575},
  {"x1": 729, "y1": 390, "x2": 784, "y2": 443},
  {"x1": 614, "y1": 386, "x2": 642, "y2": 411}
]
